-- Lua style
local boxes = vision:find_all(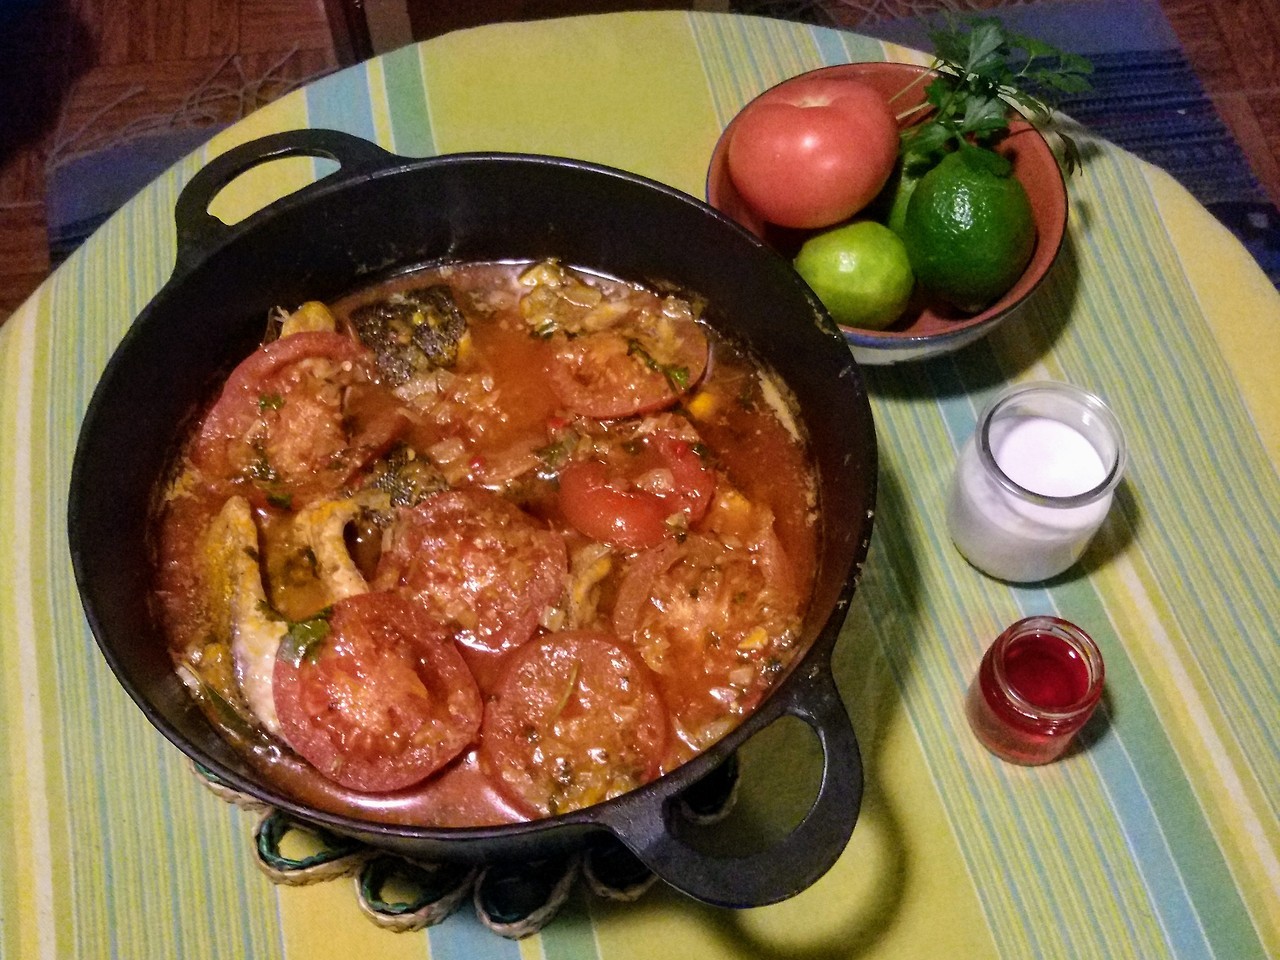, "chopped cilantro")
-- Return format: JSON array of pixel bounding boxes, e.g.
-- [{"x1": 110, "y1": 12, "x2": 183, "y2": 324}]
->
[
  {"x1": 626, "y1": 338, "x2": 690, "y2": 393},
  {"x1": 283, "y1": 608, "x2": 334, "y2": 665}
]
